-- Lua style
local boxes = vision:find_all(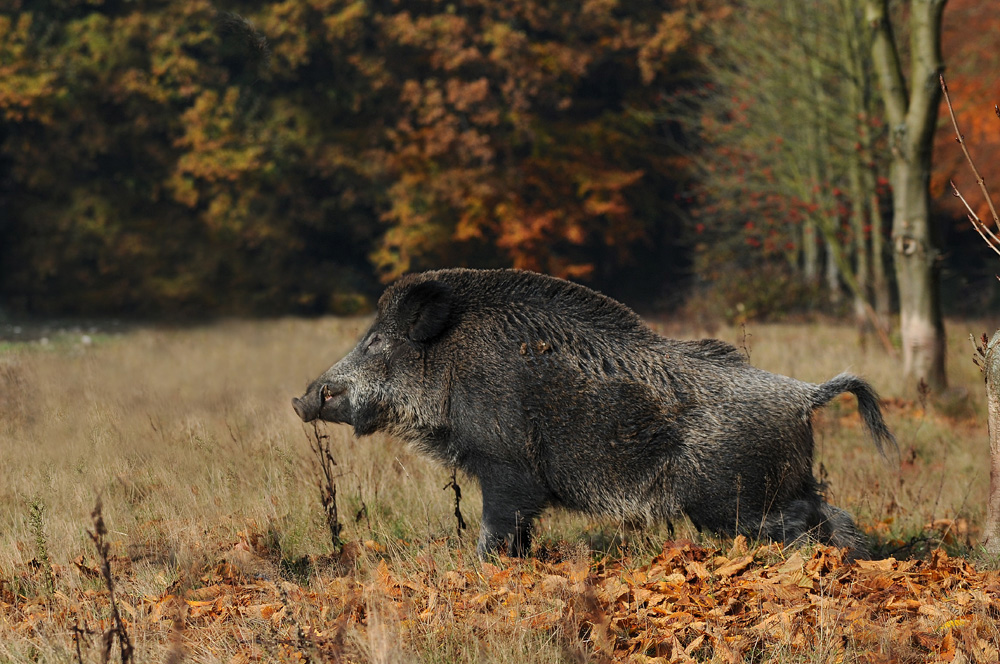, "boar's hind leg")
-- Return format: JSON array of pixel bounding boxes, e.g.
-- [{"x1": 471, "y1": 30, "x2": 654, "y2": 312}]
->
[
  {"x1": 762, "y1": 497, "x2": 870, "y2": 559},
  {"x1": 817, "y1": 503, "x2": 870, "y2": 559},
  {"x1": 475, "y1": 467, "x2": 548, "y2": 559}
]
